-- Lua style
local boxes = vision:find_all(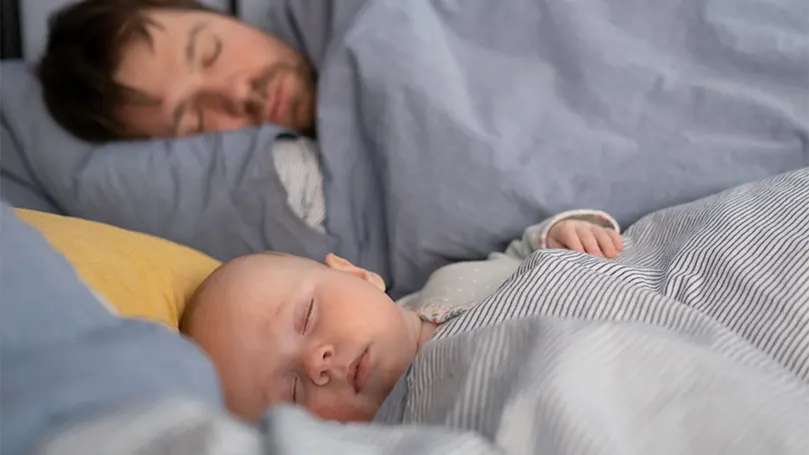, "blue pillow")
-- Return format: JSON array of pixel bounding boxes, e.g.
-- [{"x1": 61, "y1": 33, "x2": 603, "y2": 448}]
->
[{"x1": 0, "y1": 61, "x2": 338, "y2": 262}]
